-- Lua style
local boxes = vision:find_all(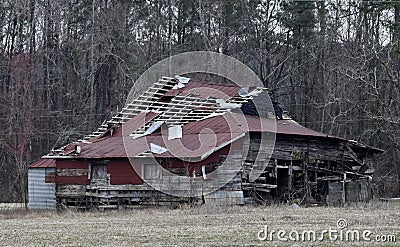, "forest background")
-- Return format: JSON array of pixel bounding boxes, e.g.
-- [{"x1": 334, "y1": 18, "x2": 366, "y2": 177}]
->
[{"x1": 0, "y1": 0, "x2": 399, "y2": 202}]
